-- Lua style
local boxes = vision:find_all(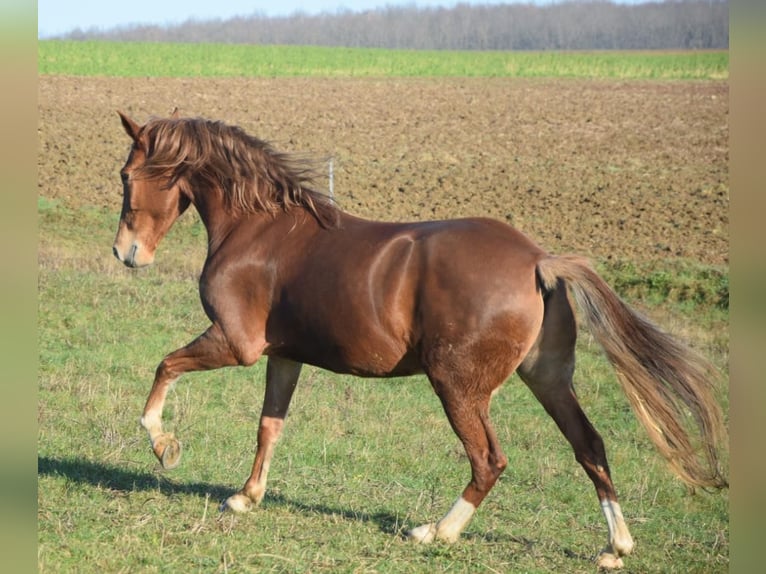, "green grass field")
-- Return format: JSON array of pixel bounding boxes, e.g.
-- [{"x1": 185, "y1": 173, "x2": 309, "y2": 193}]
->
[
  {"x1": 38, "y1": 44, "x2": 728, "y2": 572},
  {"x1": 38, "y1": 40, "x2": 728, "y2": 80}
]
